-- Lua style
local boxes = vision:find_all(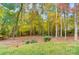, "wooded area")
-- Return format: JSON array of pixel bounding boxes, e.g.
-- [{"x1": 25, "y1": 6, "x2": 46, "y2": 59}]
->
[{"x1": 0, "y1": 3, "x2": 79, "y2": 40}]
